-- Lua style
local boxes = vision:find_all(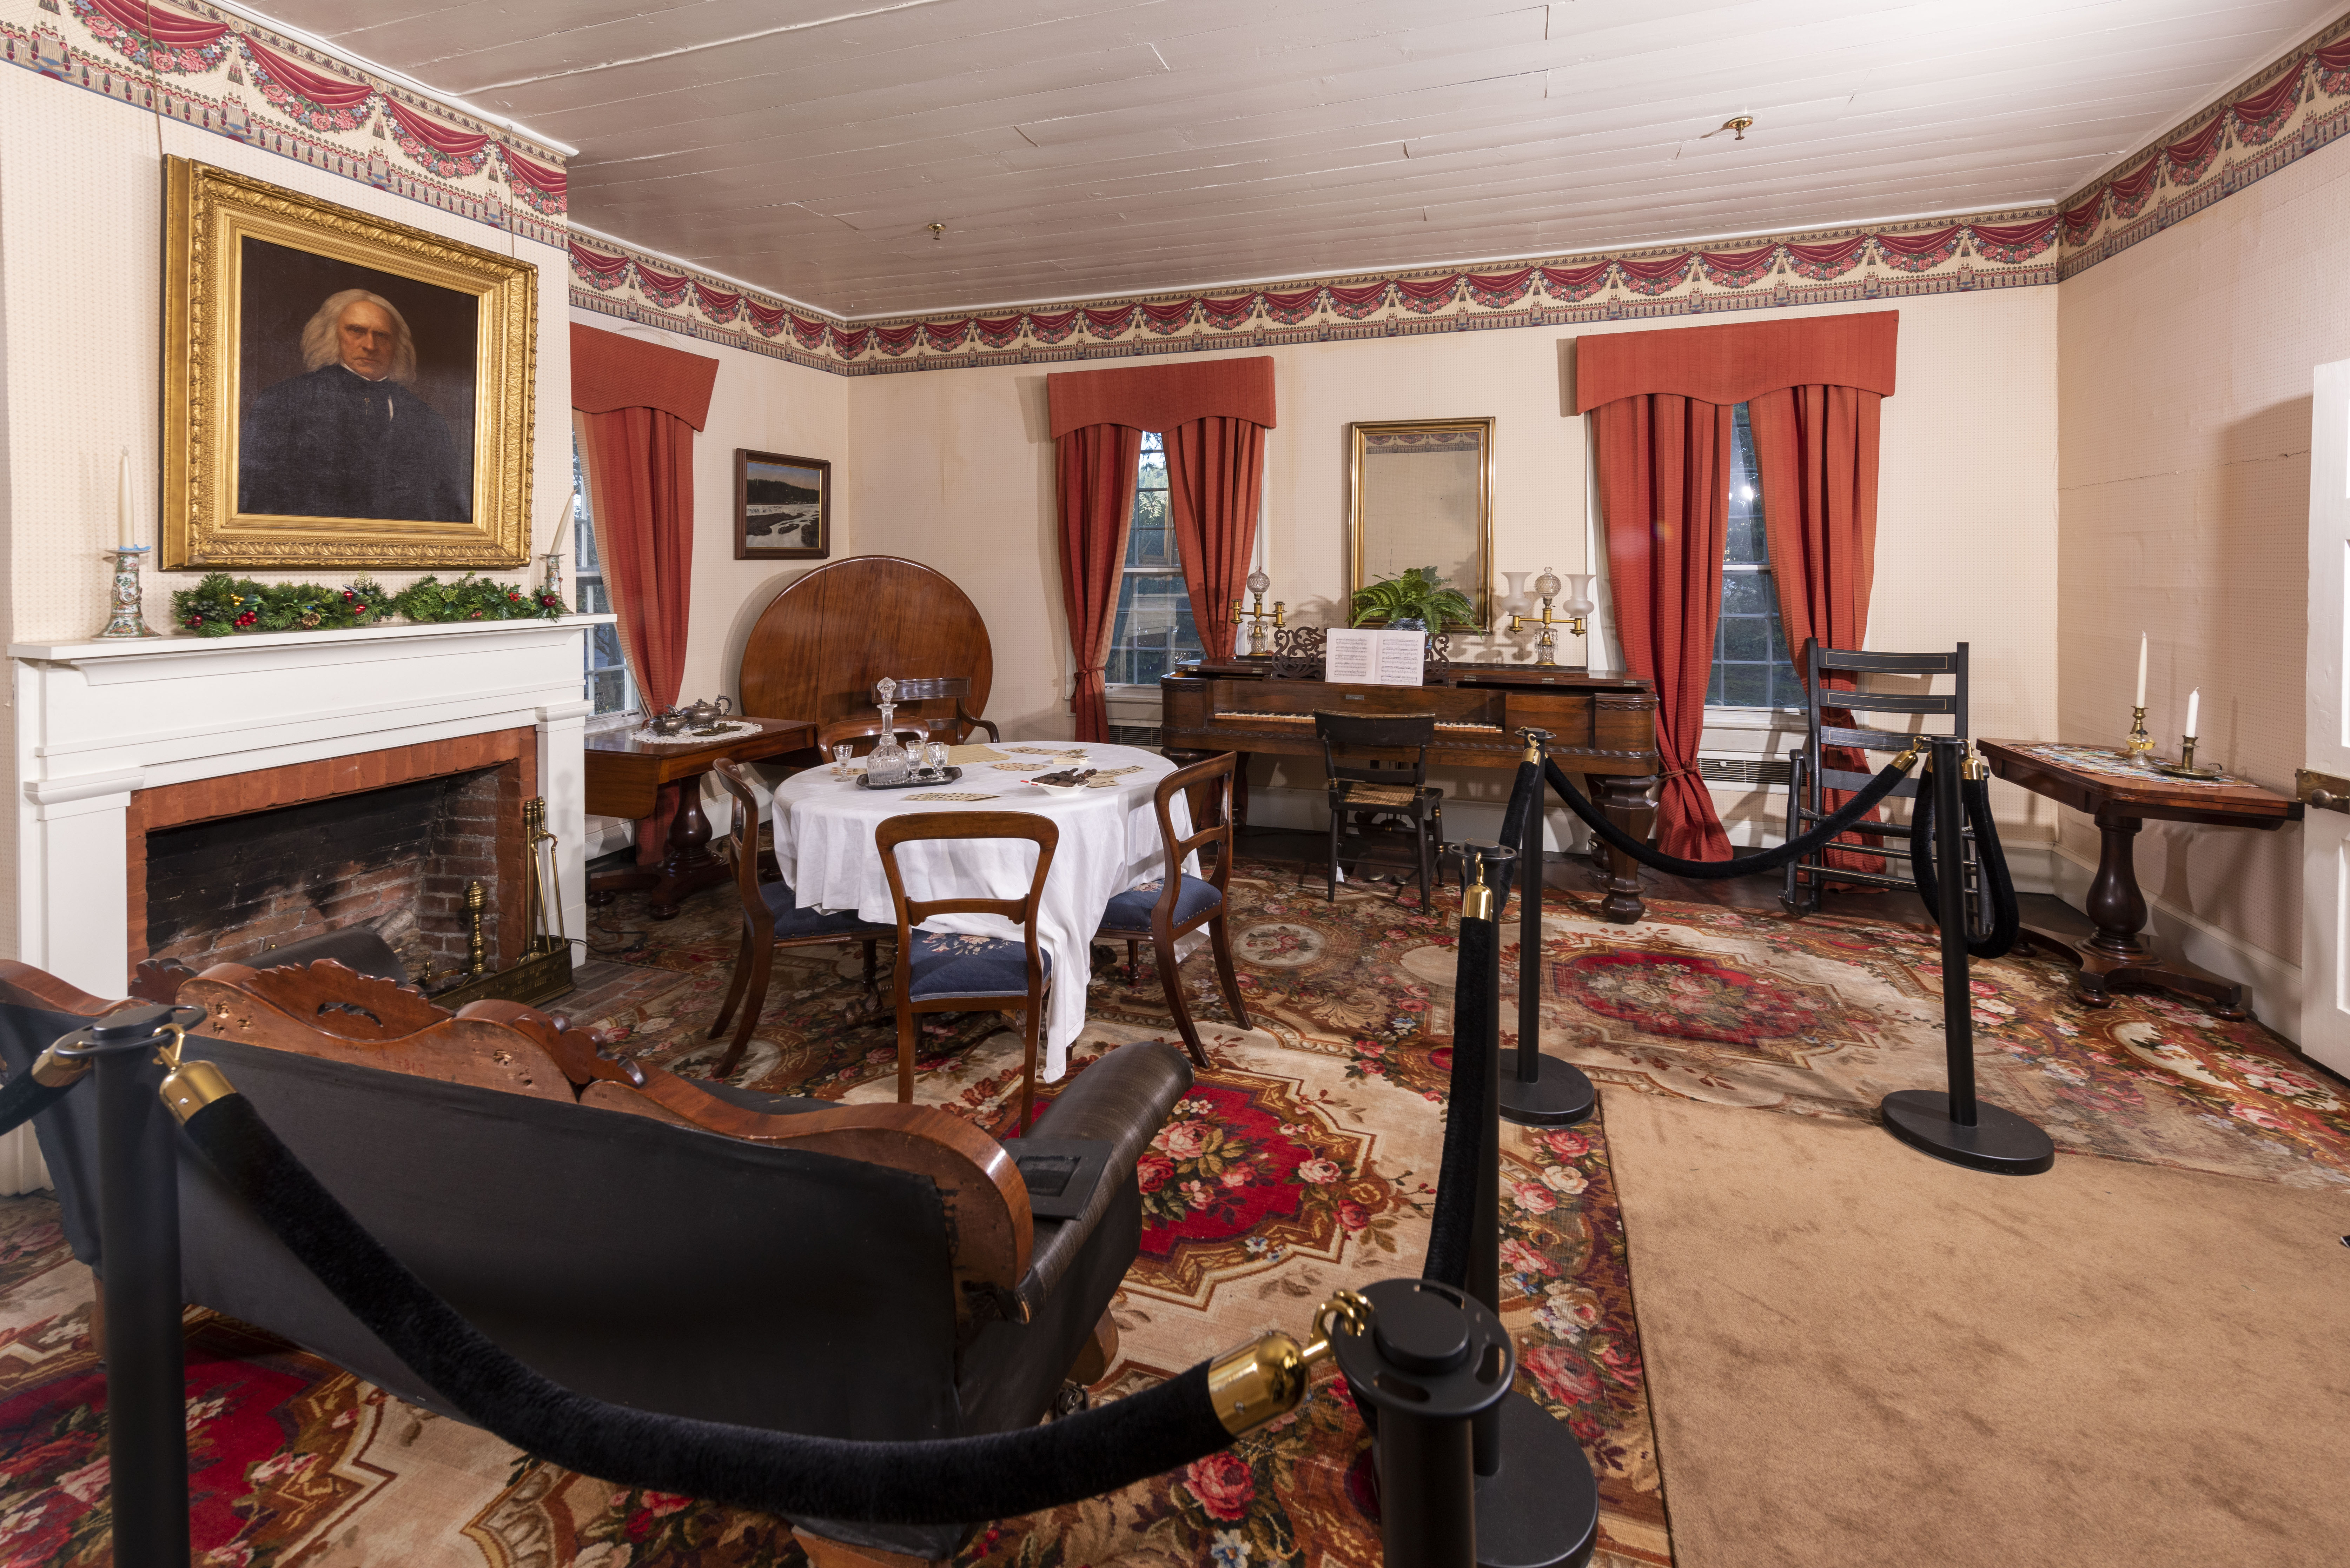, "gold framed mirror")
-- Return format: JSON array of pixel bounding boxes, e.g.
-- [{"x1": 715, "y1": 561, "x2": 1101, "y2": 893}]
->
[{"x1": 1348, "y1": 417, "x2": 1494, "y2": 629}]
